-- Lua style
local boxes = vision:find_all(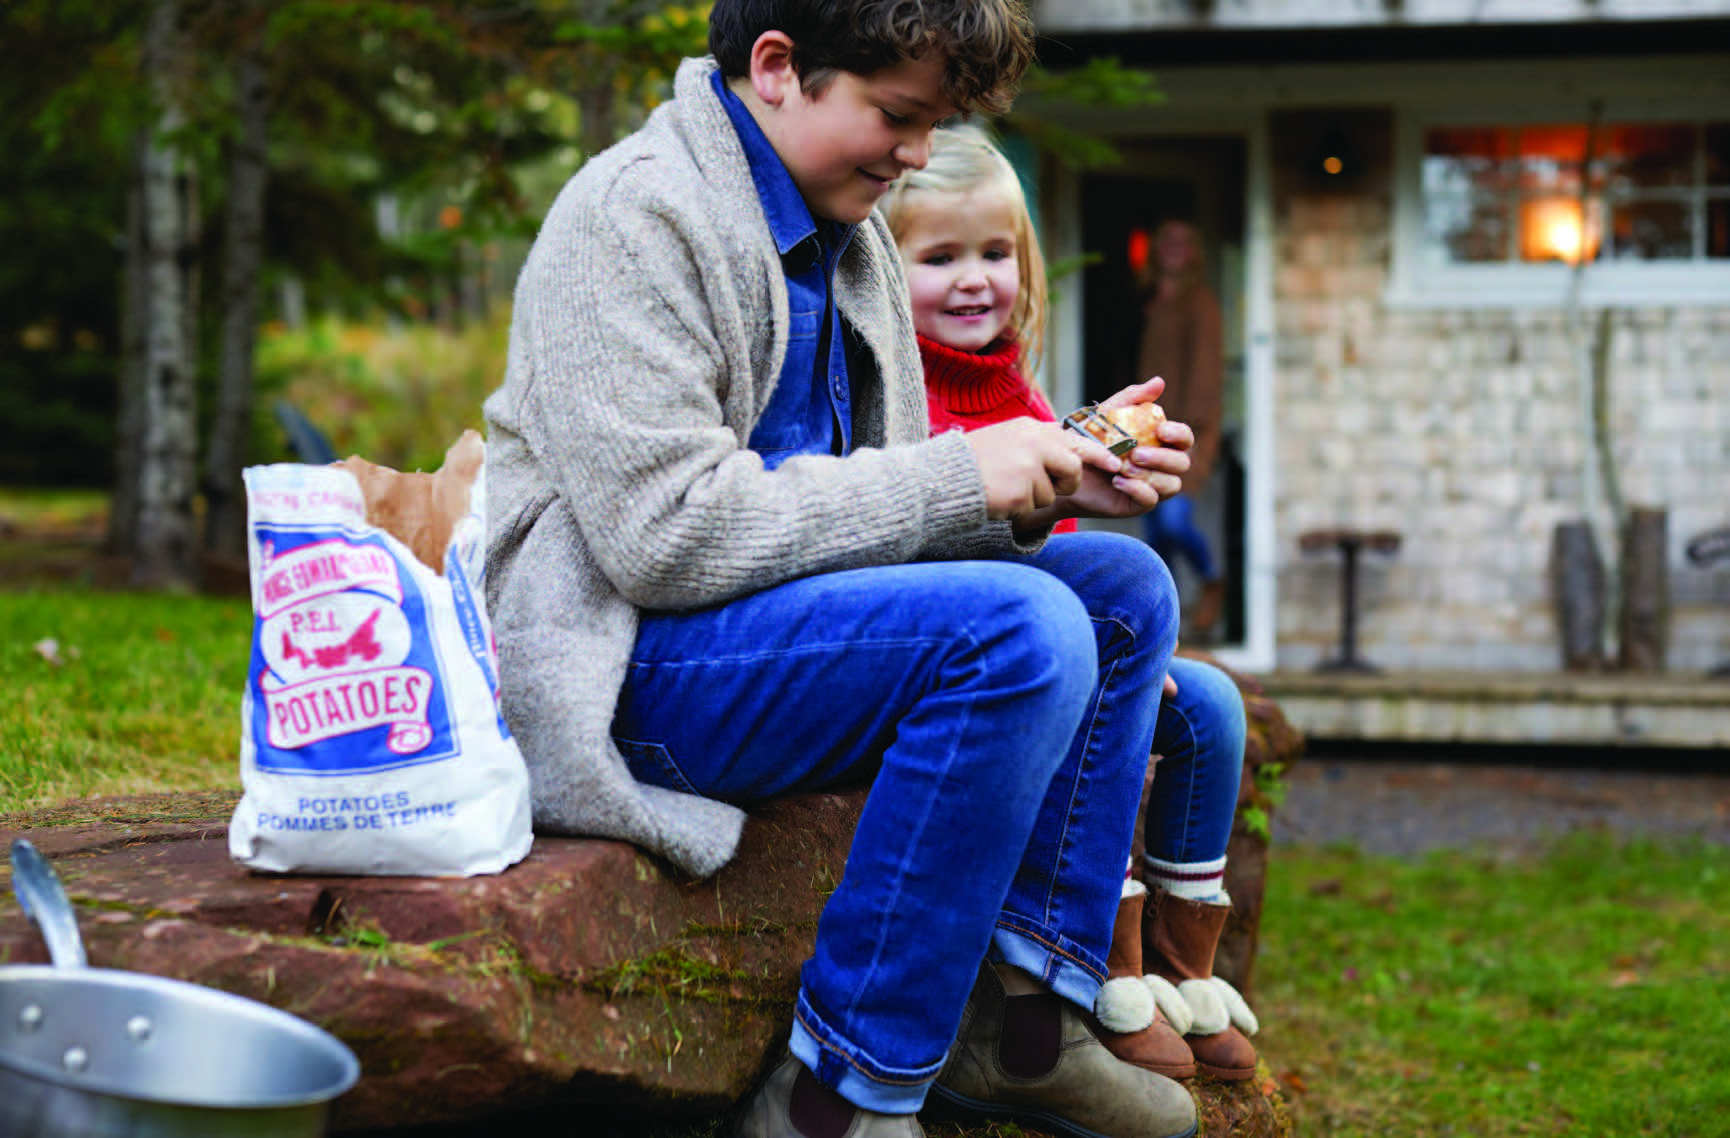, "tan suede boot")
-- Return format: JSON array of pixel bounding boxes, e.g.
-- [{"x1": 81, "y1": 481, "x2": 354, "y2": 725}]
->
[
  {"x1": 736, "y1": 1053, "x2": 924, "y2": 1138},
  {"x1": 1094, "y1": 881, "x2": 1196, "y2": 1080},
  {"x1": 1142, "y1": 886, "x2": 1260, "y2": 1081},
  {"x1": 925, "y1": 961, "x2": 1197, "y2": 1138}
]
